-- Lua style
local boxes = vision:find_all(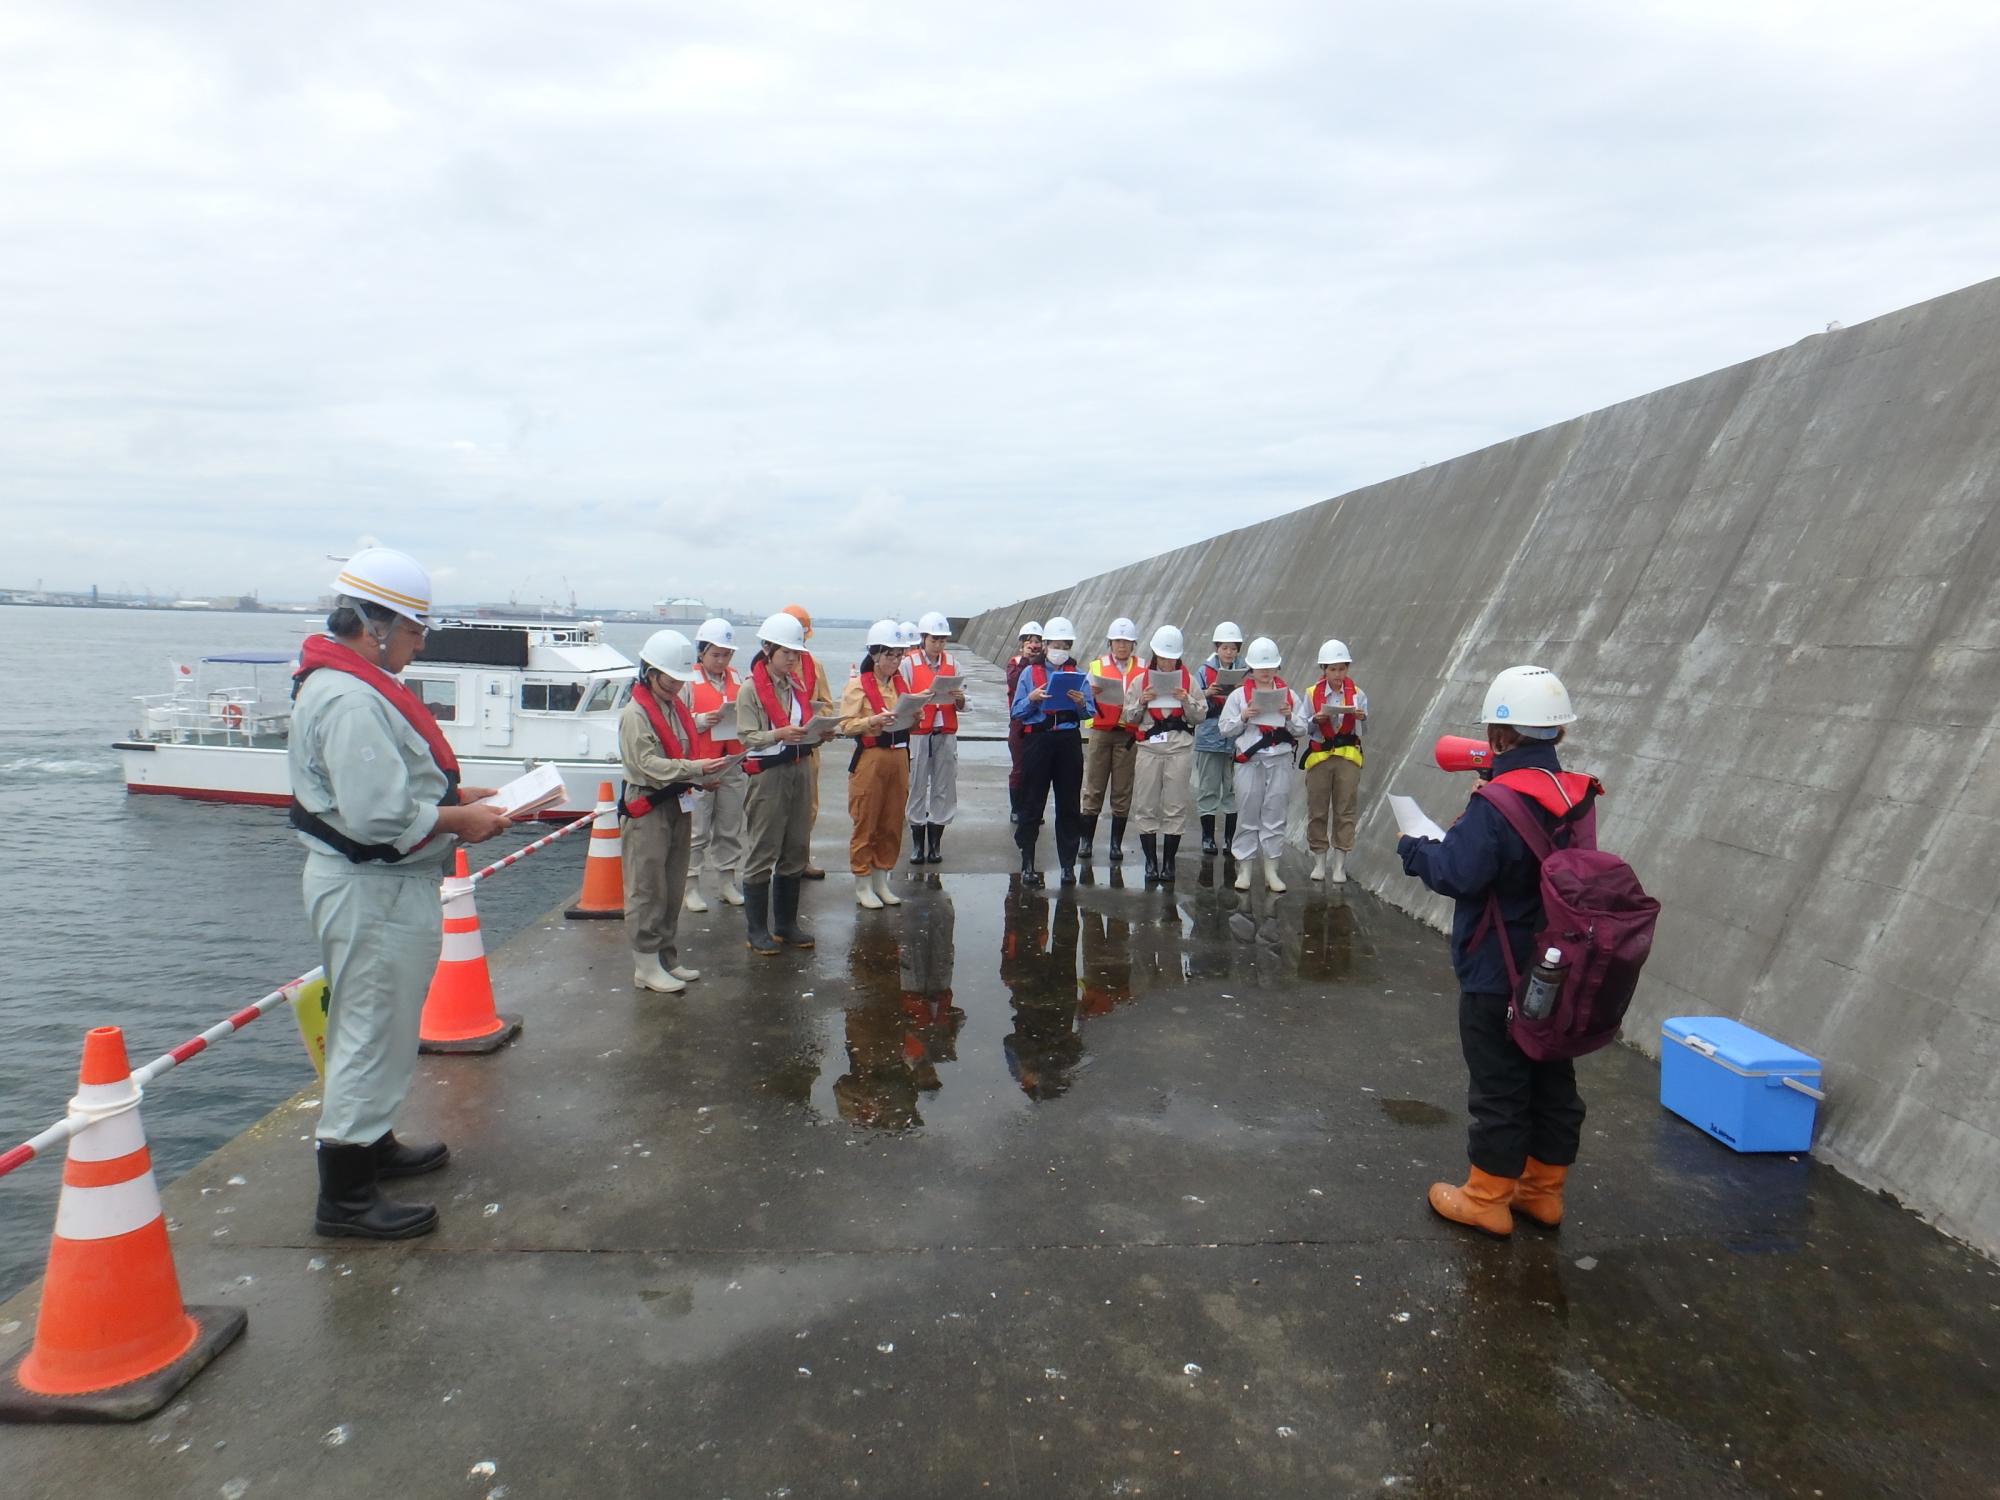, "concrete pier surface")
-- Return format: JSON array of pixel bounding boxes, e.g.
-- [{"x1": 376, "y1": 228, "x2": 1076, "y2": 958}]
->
[{"x1": 5, "y1": 750, "x2": 1998, "y2": 1498}]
